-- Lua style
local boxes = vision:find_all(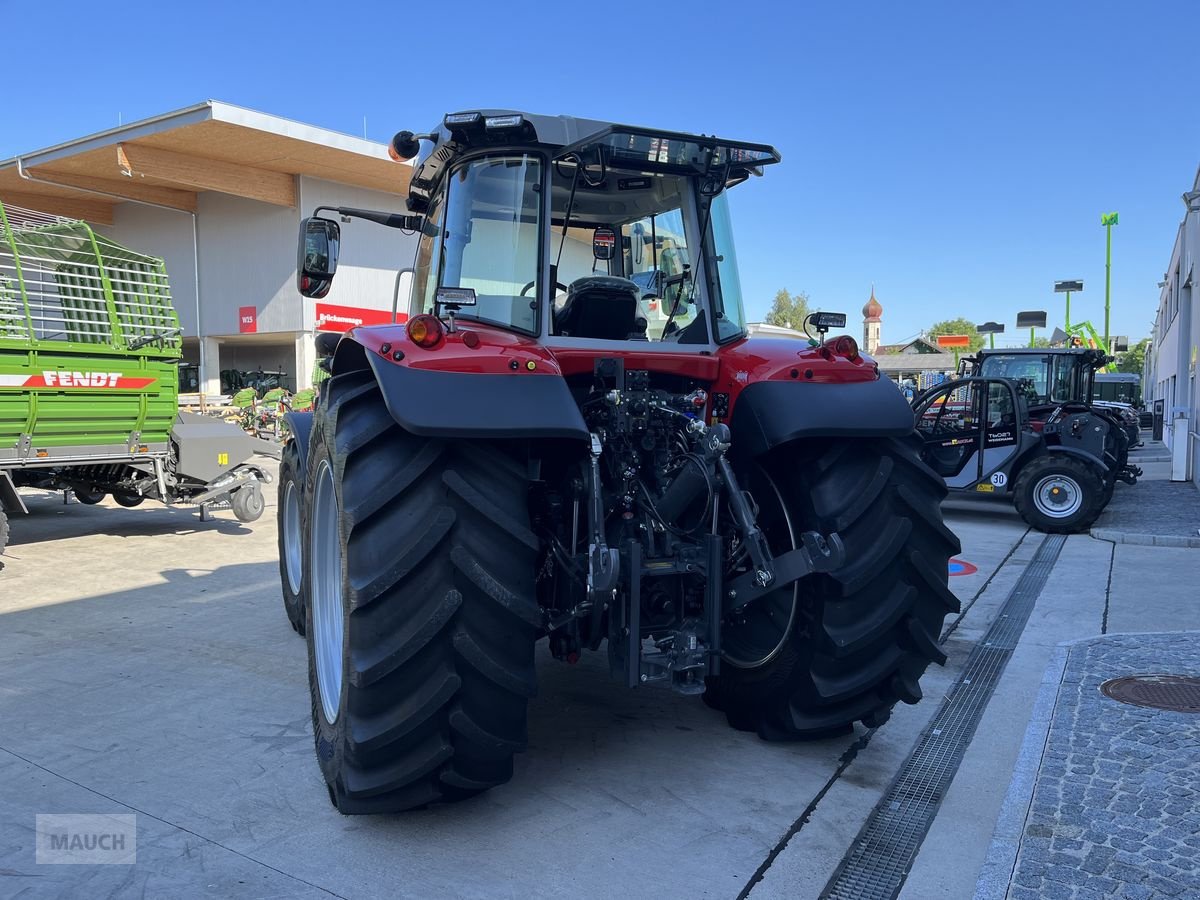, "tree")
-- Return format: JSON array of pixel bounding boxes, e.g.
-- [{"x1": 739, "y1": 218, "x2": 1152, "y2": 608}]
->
[
  {"x1": 927, "y1": 318, "x2": 985, "y2": 352},
  {"x1": 1115, "y1": 337, "x2": 1149, "y2": 374},
  {"x1": 764, "y1": 289, "x2": 811, "y2": 331}
]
